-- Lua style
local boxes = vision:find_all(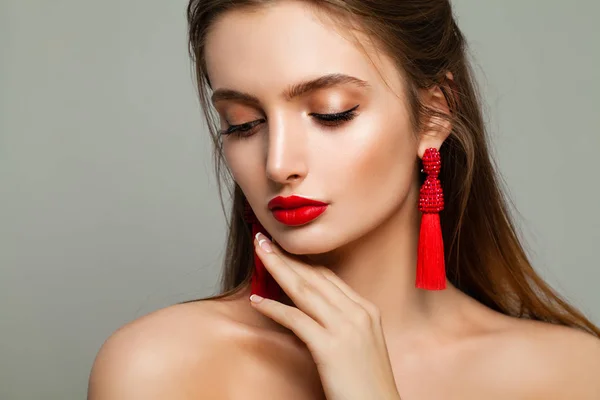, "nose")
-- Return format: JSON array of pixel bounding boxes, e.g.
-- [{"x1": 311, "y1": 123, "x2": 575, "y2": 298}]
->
[{"x1": 265, "y1": 118, "x2": 308, "y2": 185}]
